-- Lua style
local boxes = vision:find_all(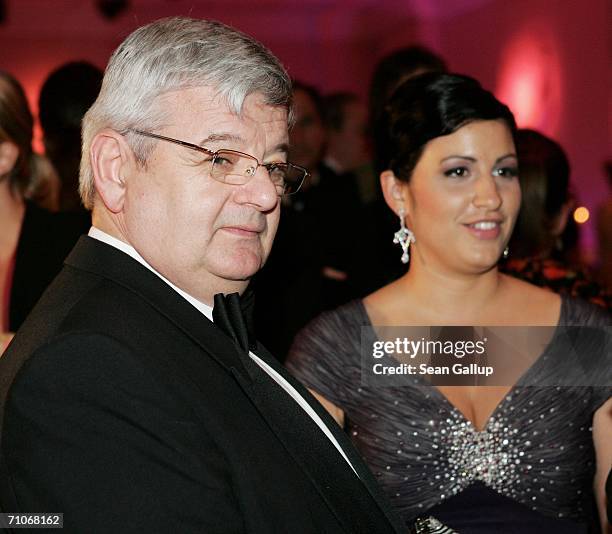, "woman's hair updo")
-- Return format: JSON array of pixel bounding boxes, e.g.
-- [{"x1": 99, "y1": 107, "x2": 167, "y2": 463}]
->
[{"x1": 380, "y1": 73, "x2": 517, "y2": 182}]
